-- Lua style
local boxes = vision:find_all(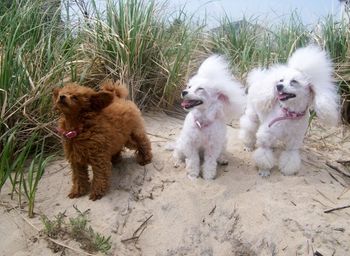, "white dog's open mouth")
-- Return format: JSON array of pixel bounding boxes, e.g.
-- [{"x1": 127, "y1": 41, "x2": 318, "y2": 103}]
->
[
  {"x1": 277, "y1": 92, "x2": 296, "y2": 101},
  {"x1": 181, "y1": 99, "x2": 203, "y2": 109}
]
